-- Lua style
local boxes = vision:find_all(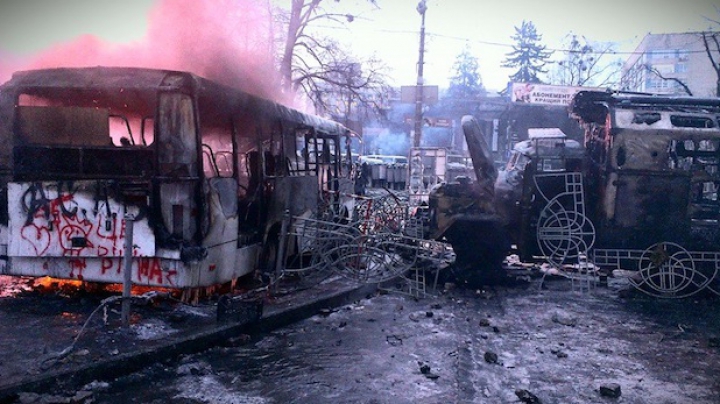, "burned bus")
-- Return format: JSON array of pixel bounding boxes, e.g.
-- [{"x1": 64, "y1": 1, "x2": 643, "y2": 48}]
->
[{"x1": 0, "y1": 67, "x2": 352, "y2": 290}]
